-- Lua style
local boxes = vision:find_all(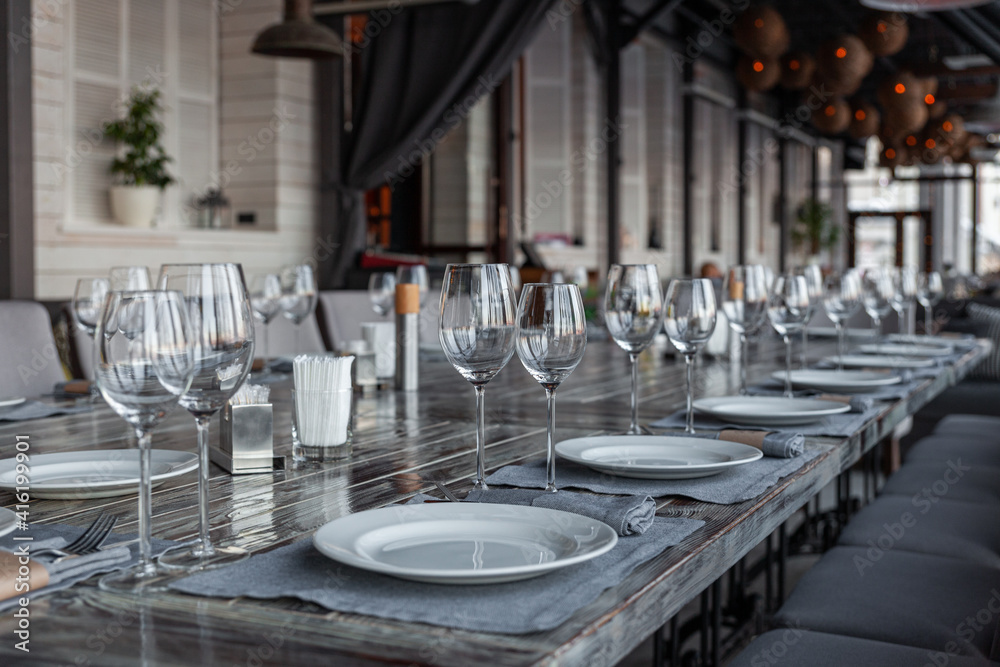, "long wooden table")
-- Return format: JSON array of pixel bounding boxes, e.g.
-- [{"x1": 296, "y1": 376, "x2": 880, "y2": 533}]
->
[{"x1": 0, "y1": 337, "x2": 987, "y2": 666}]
